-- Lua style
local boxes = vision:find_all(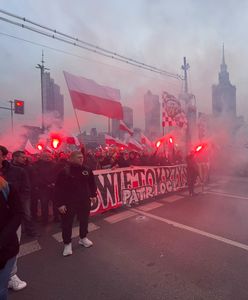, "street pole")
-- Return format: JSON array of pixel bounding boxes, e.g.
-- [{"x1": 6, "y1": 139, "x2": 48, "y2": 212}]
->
[
  {"x1": 181, "y1": 57, "x2": 189, "y2": 93},
  {"x1": 9, "y1": 100, "x2": 13, "y2": 134},
  {"x1": 0, "y1": 102, "x2": 14, "y2": 134},
  {"x1": 36, "y1": 50, "x2": 49, "y2": 133},
  {"x1": 181, "y1": 57, "x2": 190, "y2": 152}
]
